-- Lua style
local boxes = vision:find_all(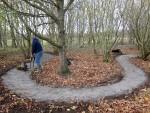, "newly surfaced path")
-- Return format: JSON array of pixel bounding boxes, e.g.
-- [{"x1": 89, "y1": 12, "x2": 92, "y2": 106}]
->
[{"x1": 2, "y1": 54, "x2": 148, "y2": 102}]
